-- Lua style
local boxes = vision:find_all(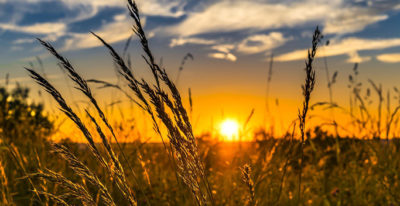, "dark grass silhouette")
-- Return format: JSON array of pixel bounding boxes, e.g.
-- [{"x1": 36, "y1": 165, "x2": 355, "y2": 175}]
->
[{"x1": 1, "y1": 1, "x2": 400, "y2": 206}]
